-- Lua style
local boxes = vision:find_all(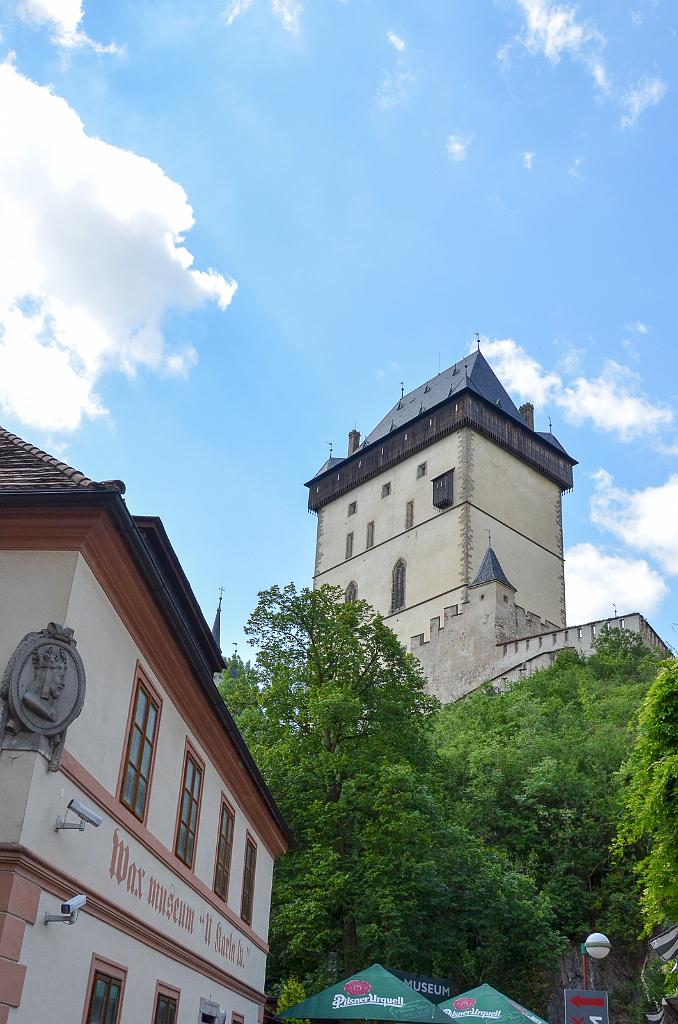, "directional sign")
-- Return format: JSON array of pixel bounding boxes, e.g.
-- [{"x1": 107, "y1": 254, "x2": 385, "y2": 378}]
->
[{"x1": 565, "y1": 990, "x2": 608, "y2": 1024}]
